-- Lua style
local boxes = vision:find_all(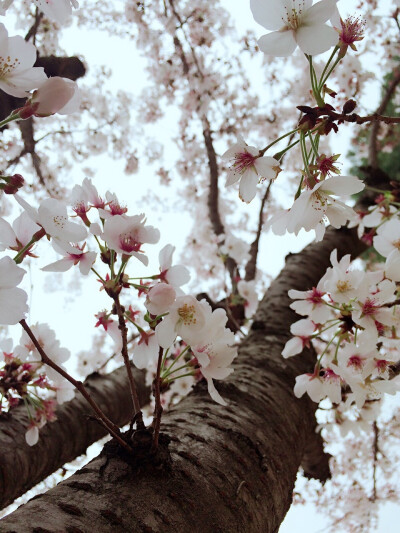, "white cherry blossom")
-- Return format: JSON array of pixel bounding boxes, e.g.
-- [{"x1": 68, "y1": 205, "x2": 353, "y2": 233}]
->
[
  {"x1": 24, "y1": 77, "x2": 80, "y2": 117},
  {"x1": 222, "y1": 136, "x2": 278, "y2": 203},
  {"x1": 192, "y1": 307, "x2": 236, "y2": 405},
  {"x1": 0, "y1": 212, "x2": 40, "y2": 252},
  {"x1": 156, "y1": 295, "x2": 210, "y2": 348},
  {"x1": 41, "y1": 241, "x2": 96, "y2": 275},
  {"x1": 0, "y1": 23, "x2": 46, "y2": 97},
  {"x1": 385, "y1": 249, "x2": 400, "y2": 282},
  {"x1": 288, "y1": 283, "x2": 332, "y2": 322},
  {"x1": 103, "y1": 214, "x2": 160, "y2": 265},
  {"x1": 145, "y1": 283, "x2": 176, "y2": 316},
  {"x1": 132, "y1": 330, "x2": 159, "y2": 370},
  {"x1": 373, "y1": 217, "x2": 400, "y2": 258},
  {"x1": 15, "y1": 195, "x2": 87, "y2": 243},
  {"x1": 282, "y1": 318, "x2": 316, "y2": 358},
  {"x1": 158, "y1": 244, "x2": 190, "y2": 287},
  {"x1": 250, "y1": 0, "x2": 339, "y2": 57},
  {"x1": 237, "y1": 280, "x2": 259, "y2": 319},
  {"x1": 268, "y1": 176, "x2": 365, "y2": 241}
]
